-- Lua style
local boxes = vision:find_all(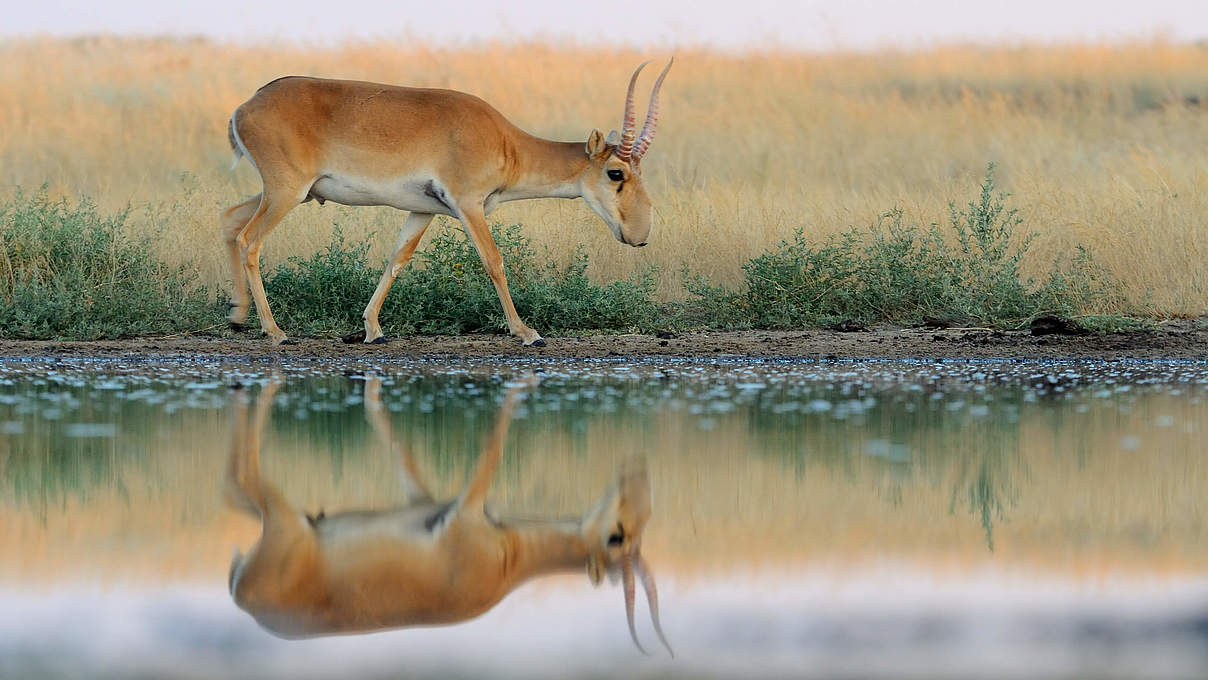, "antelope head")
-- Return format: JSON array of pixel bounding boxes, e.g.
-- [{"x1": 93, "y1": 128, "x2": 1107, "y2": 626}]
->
[
  {"x1": 581, "y1": 458, "x2": 673, "y2": 656},
  {"x1": 579, "y1": 59, "x2": 674, "y2": 248}
]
